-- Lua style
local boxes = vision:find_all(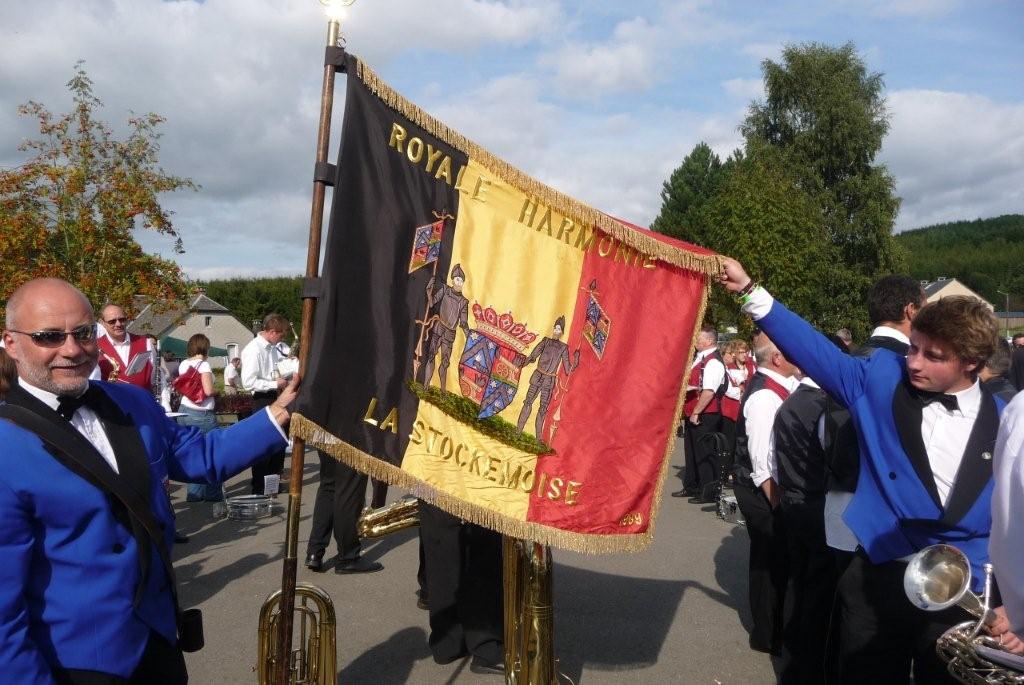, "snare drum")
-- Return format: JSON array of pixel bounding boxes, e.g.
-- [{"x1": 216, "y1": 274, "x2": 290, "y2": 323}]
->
[{"x1": 226, "y1": 494, "x2": 275, "y2": 520}]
